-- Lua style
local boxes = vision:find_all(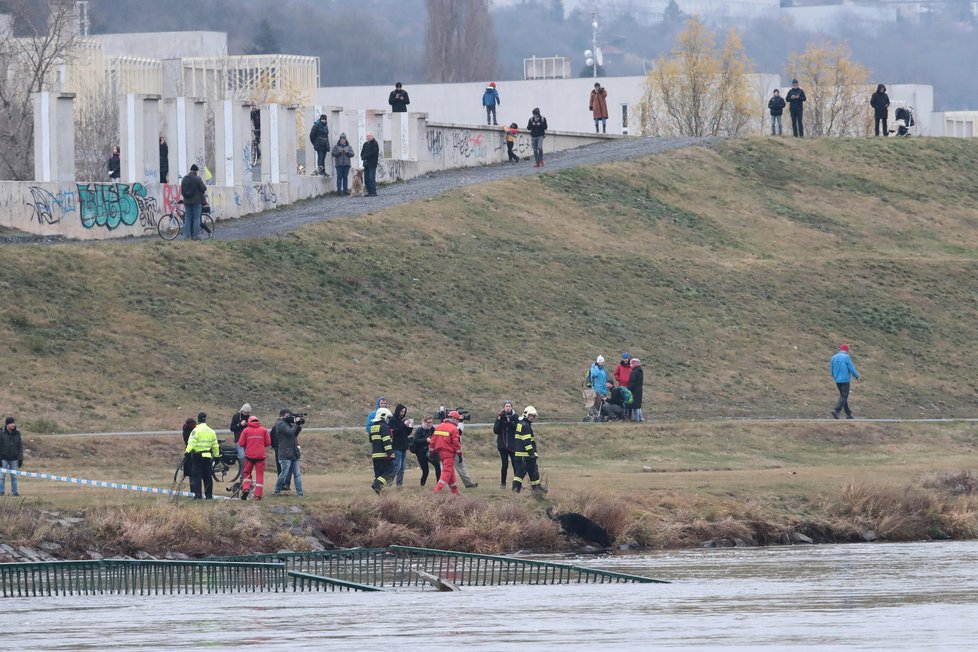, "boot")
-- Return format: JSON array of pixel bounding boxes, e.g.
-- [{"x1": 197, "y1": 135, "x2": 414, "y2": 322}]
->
[
  {"x1": 450, "y1": 485, "x2": 460, "y2": 494},
  {"x1": 595, "y1": 124, "x2": 599, "y2": 133},
  {"x1": 371, "y1": 479, "x2": 382, "y2": 495},
  {"x1": 602, "y1": 123, "x2": 606, "y2": 133}
]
